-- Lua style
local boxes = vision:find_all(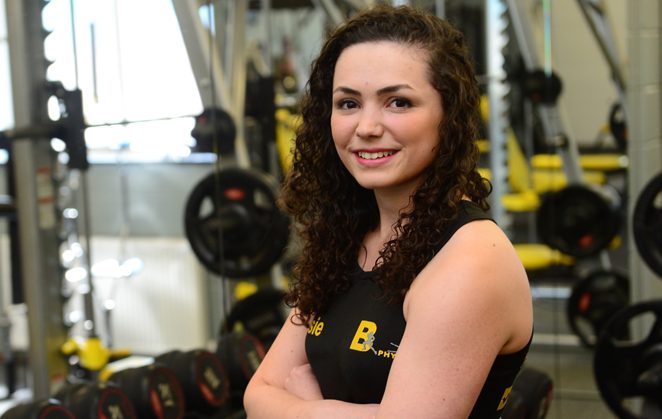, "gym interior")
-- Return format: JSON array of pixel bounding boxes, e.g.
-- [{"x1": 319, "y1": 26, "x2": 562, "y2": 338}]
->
[{"x1": 0, "y1": 0, "x2": 660, "y2": 418}]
